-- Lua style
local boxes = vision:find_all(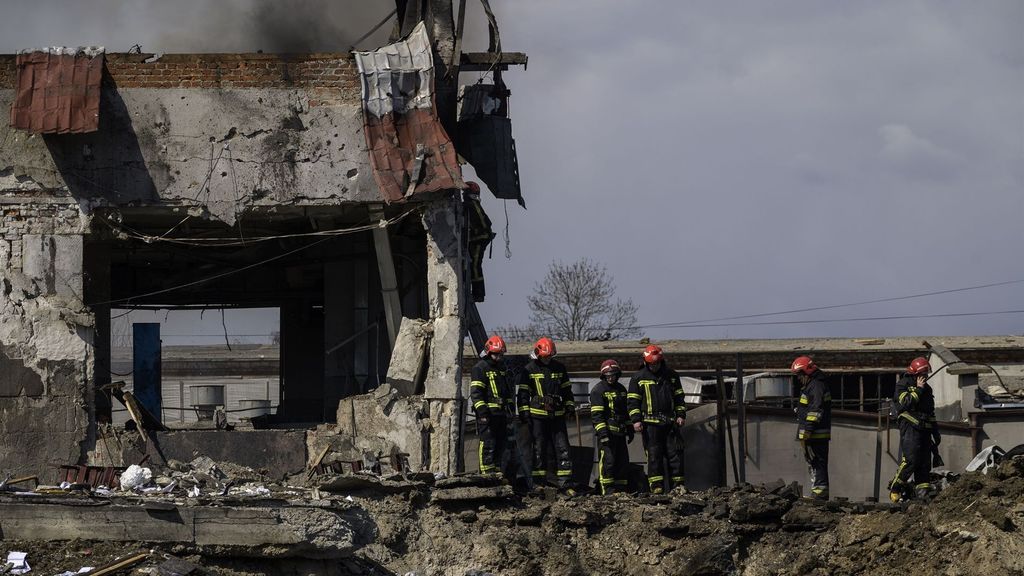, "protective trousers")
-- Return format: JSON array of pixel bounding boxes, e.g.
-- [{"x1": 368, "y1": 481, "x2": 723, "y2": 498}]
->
[
  {"x1": 802, "y1": 440, "x2": 830, "y2": 498},
  {"x1": 890, "y1": 425, "x2": 932, "y2": 497},
  {"x1": 469, "y1": 241, "x2": 488, "y2": 302},
  {"x1": 530, "y1": 417, "x2": 573, "y2": 487},
  {"x1": 597, "y1": 434, "x2": 629, "y2": 495},
  {"x1": 642, "y1": 424, "x2": 684, "y2": 492},
  {"x1": 477, "y1": 414, "x2": 509, "y2": 478}
]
